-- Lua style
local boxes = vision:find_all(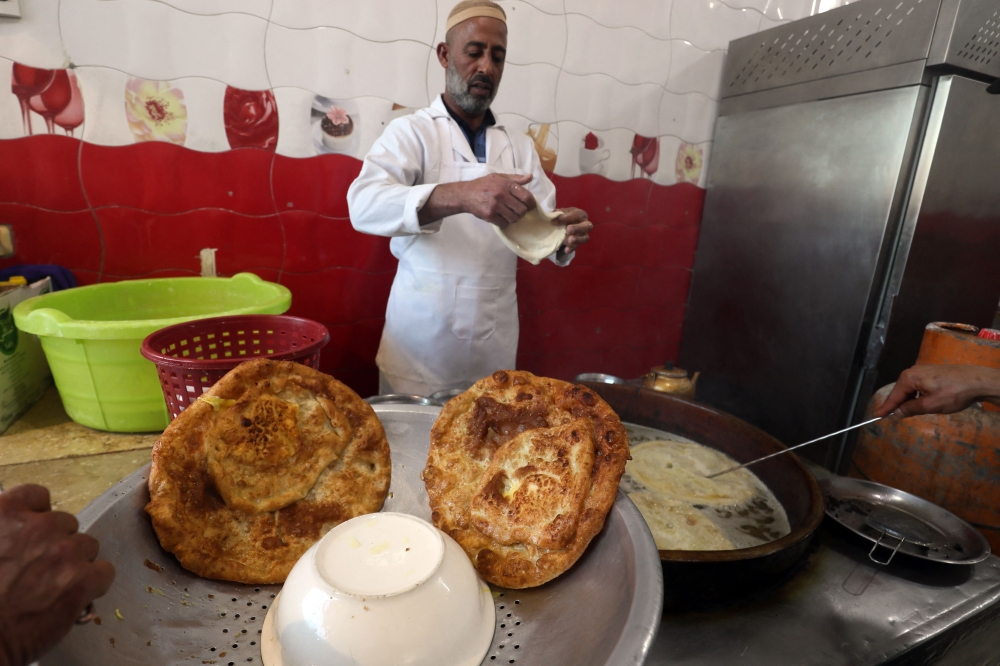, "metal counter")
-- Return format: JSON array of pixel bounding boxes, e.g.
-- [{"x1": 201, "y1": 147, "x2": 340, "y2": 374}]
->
[{"x1": 647, "y1": 467, "x2": 1000, "y2": 665}]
